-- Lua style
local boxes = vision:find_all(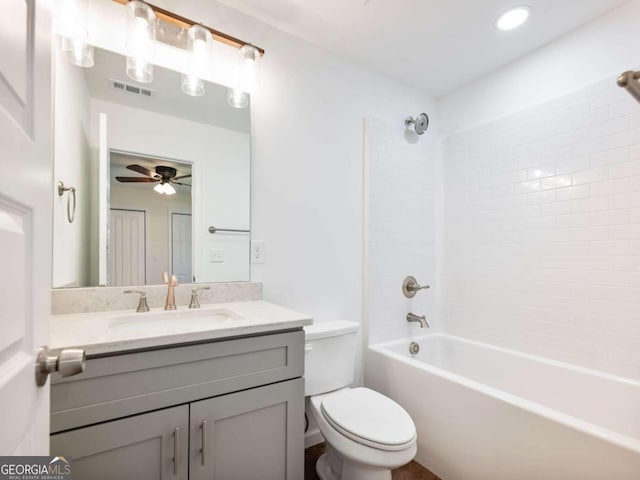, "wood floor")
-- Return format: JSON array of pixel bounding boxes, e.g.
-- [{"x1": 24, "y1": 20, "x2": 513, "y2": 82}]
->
[{"x1": 305, "y1": 443, "x2": 441, "y2": 480}]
